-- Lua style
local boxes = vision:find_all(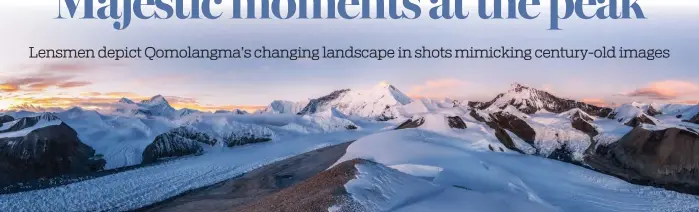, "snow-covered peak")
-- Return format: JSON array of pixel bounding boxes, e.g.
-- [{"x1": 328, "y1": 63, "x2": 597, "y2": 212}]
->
[
  {"x1": 141, "y1": 95, "x2": 169, "y2": 106},
  {"x1": 609, "y1": 103, "x2": 659, "y2": 127},
  {"x1": 118, "y1": 98, "x2": 136, "y2": 104},
  {"x1": 262, "y1": 100, "x2": 308, "y2": 114},
  {"x1": 470, "y1": 83, "x2": 612, "y2": 117},
  {"x1": 112, "y1": 95, "x2": 177, "y2": 119},
  {"x1": 177, "y1": 108, "x2": 200, "y2": 117},
  {"x1": 509, "y1": 82, "x2": 527, "y2": 91},
  {"x1": 0, "y1": 113, "x2": 63, "y2": 138},
  {"x1": 298, "y1": 83, "x2": 413, "y2": 120},
  {"x1": 371, "y1": 81, "x2": 413, "y2": 105}
]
